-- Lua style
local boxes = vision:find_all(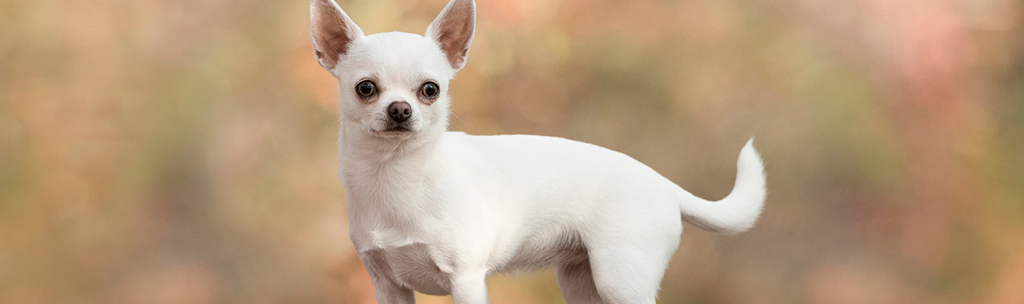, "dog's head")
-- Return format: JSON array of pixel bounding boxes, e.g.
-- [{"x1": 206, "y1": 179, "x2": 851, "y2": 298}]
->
[{"x1": 310, "y1": 0, "x2": 474, "y2": 141}]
